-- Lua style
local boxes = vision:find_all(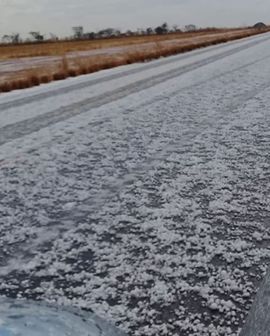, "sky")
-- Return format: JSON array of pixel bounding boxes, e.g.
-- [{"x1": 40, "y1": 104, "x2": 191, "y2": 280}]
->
[{"x1": 0, "y1": 0, "x2": 269, "y2": 38}]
